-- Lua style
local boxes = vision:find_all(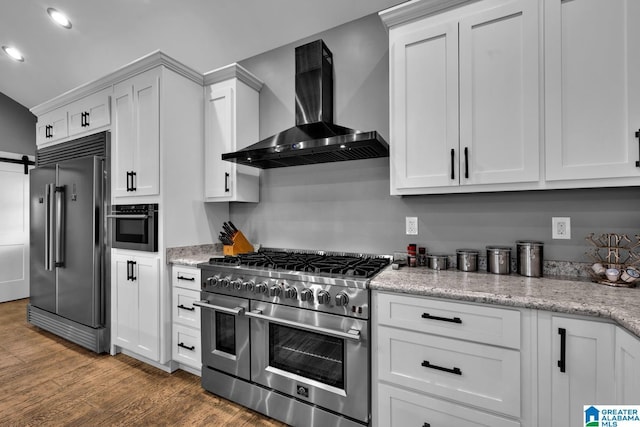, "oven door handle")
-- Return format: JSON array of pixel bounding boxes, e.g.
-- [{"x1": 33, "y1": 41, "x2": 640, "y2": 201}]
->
[
  {"x1": 245, "y1": 309, "x2": 362, "y2": 342},
  {"x1": 106, "y1": 214, "x2": 149, "y2": 219},
  {"x1": 193, "y1": 300, "x2": 245, "y2": 316}
]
